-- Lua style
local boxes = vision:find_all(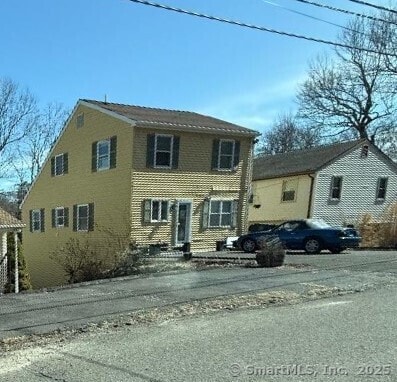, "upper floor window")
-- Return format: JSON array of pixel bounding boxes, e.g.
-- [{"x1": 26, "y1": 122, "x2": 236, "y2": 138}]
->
[
  {"x1": 29, "y1": 209, "x2": 45, "y2": 232},
  {"x1": 212, "y1": 139, "x2": 240, "y2": 171},
  {"x1": 52, "y1": 207, "x2": 69, "y2": 228},
  {"x1": 73, "y1": 203, "x2": 94, "y2": 232},
  {"x1": 51, "y1": 153, "x2": 68, "y2": 176},
  {"x1": 376, "y1": 177, "x2": 388, "y2": 200},
  {"x1": 146, "y1": 134, "x2": 180, "y2": 169},
  {"x1": 330, "y1": 176, "x2": 343, "y2": 200},
  {"x1": 281, "y1": 179, "x2": 297, "y2": 202},
  {"x1": 92, "y1": 136, "x2": 117, "y2": 172},
  {"x1": 143, "y1": 199, "x2": 169, "y2": 223}
]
